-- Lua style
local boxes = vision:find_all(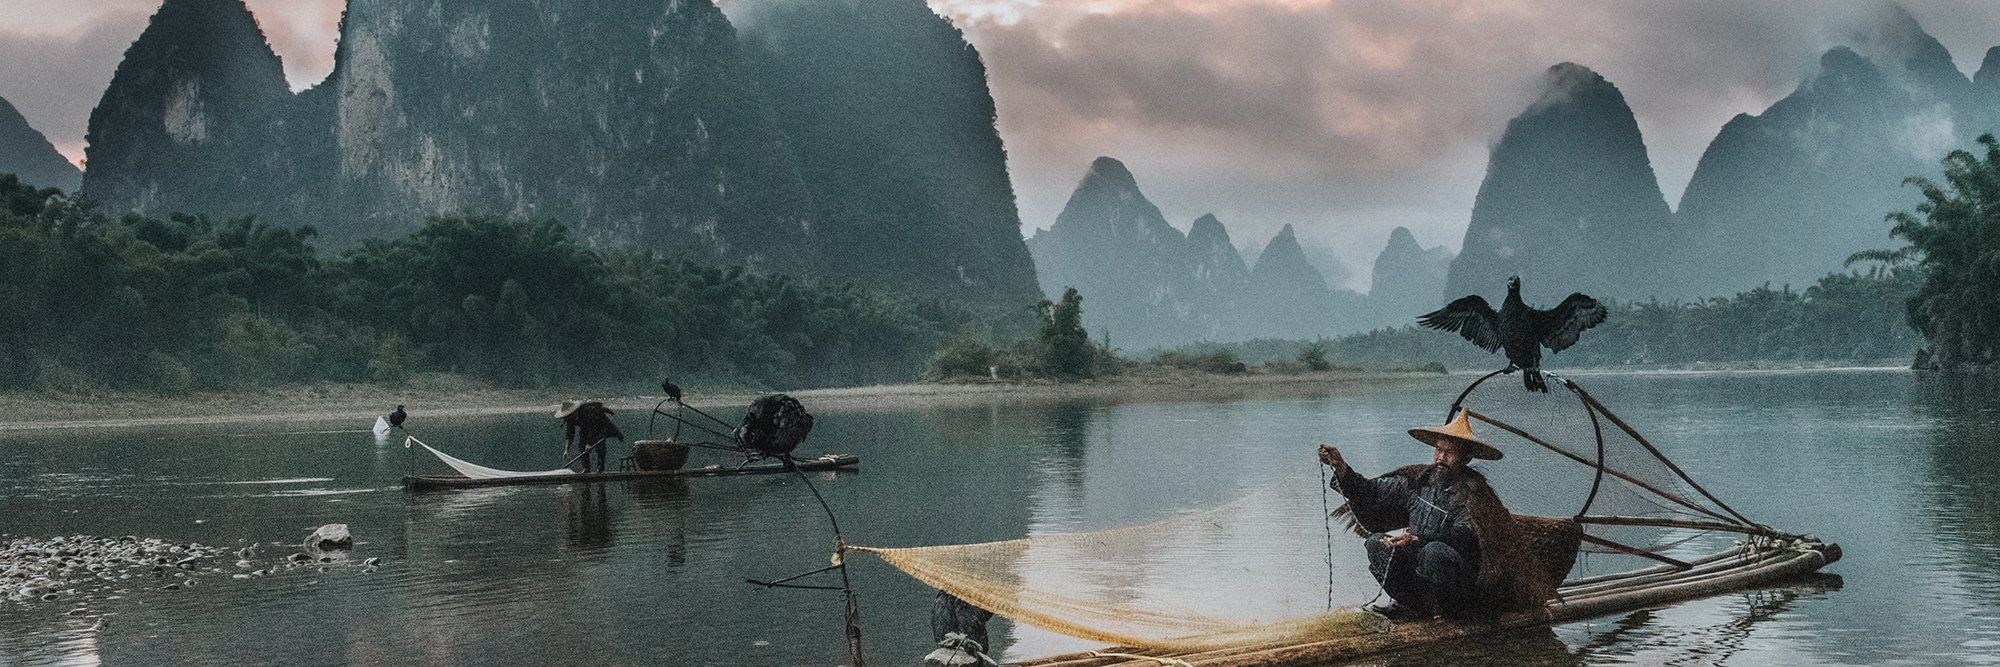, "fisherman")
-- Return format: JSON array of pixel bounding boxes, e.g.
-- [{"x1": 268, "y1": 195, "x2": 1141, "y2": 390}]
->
[
  {"x1": 1317, "y1": 410, "x2": 1555, "y2": 620},
  {"x1": 558, "y1": 400, "x2": 624, "y2": 473}
]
